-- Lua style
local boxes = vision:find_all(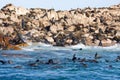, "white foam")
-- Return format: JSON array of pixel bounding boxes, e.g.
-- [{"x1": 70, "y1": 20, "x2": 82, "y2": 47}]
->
[
  {"x1": 37, "y1": 42, "x2": 53, "y2": 47},
  {"x1": 21, "y1": 42, "x2": 120, "y2": 51},
  {"x1": 65, "y1": 43, "x2": 86, "y2": 49},
  {"x1": 66, "y1": 43, "x2": 120, "y2": 51}
]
